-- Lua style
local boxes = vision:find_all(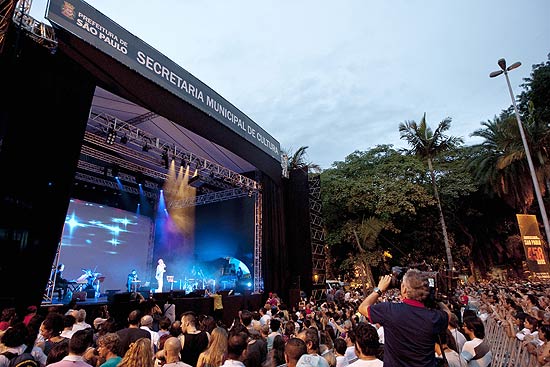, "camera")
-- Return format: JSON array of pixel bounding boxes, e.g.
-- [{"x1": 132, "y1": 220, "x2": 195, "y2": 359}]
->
[{"x1": 389, "y1": 266, "x2": 408, "y2": 289}]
